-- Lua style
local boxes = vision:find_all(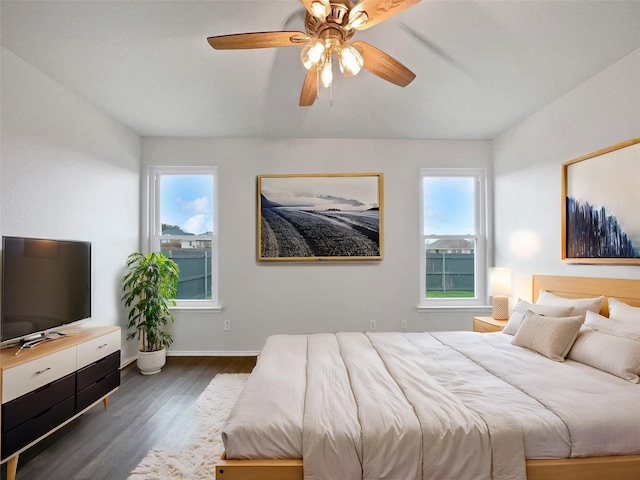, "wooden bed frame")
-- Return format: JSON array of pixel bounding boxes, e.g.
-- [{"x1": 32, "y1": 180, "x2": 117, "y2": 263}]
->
[{"x1": 216, "y1": 275, "x2": 640, "y2": 480}]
